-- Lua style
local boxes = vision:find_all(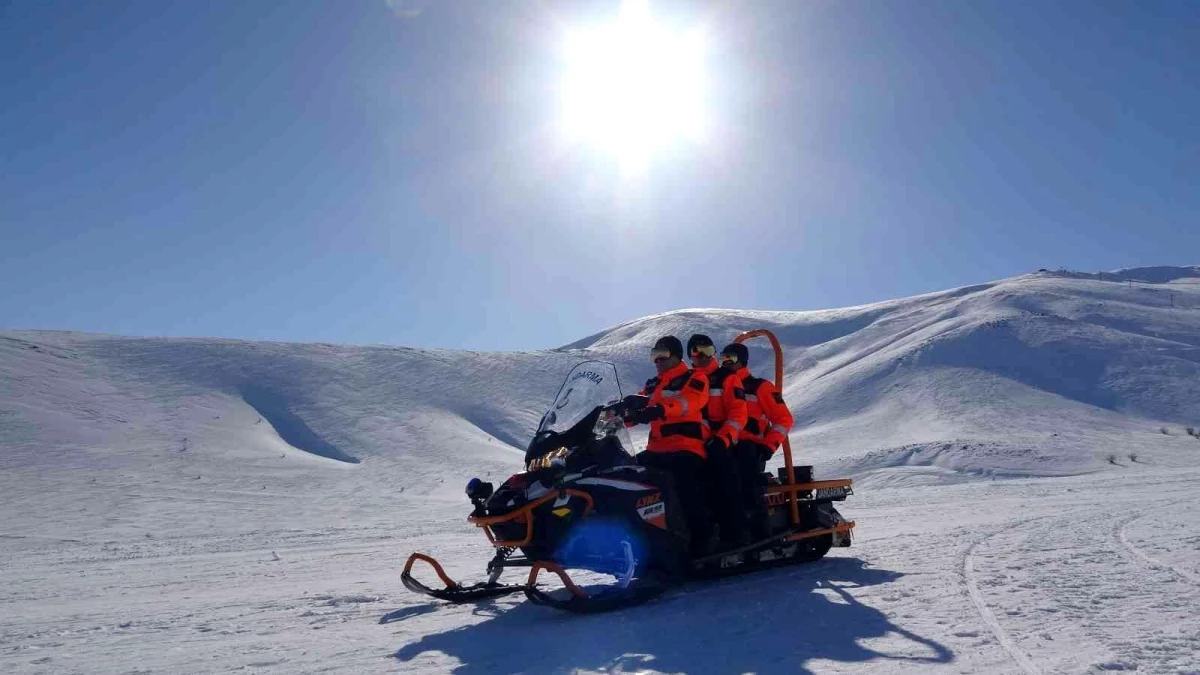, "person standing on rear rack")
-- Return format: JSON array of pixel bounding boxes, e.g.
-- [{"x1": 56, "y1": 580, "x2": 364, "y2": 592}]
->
[
  {"x1": 687, "y1": 334, "x2": 751, "y2": 549},
  {"x1": 624, "y1": 336, "x2": 714, "y2": 558},
  {"x1": 719, "y1": 343, "x2": 795, "y2": 540}
]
